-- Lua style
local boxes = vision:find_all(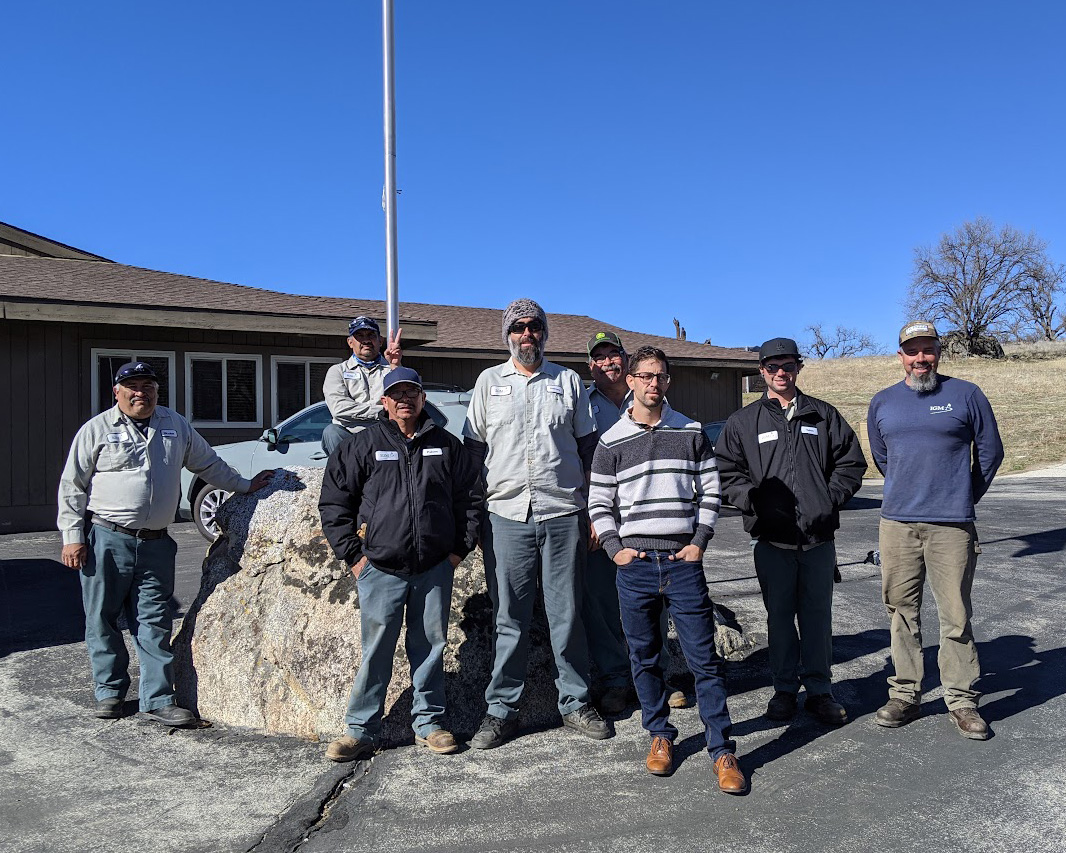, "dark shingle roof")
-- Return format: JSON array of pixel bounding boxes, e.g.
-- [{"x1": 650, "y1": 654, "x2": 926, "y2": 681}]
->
[{"x1": 0, "y1": 256, "x2": 756, "y2": 366}]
